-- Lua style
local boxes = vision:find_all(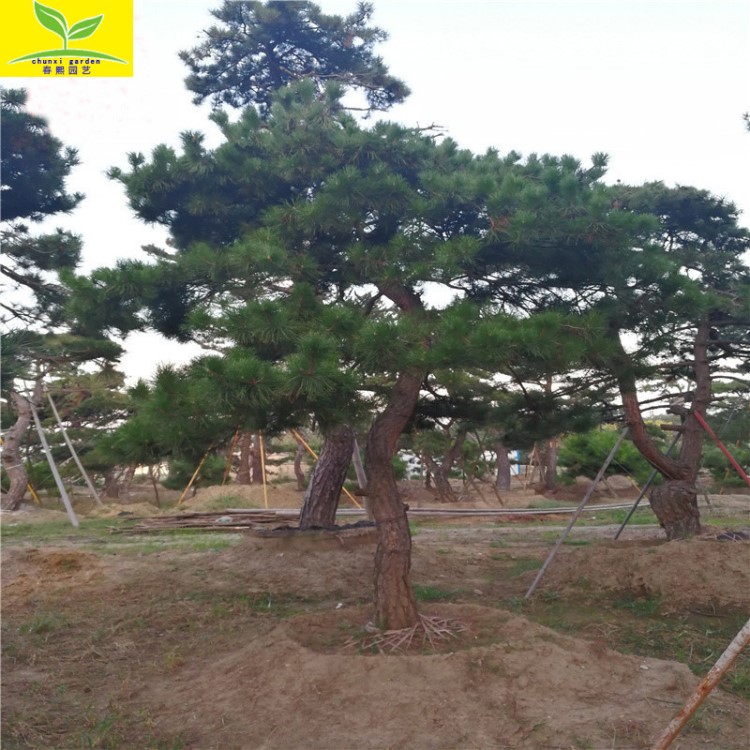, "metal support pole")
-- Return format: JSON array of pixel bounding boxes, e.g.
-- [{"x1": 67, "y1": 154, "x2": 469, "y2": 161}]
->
[
  {"x1": 524, "y1": 427, "x2": 629, "y2": 599},
  {"x1": 30, "y1": 401, "x2": 79, "y2": 528},
  {"x1": 45, "y1": 390, "x2": 103, "y2": 506},
  {"x1": 614, "y1": 432, "x2": 681, "y2": 540}
]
